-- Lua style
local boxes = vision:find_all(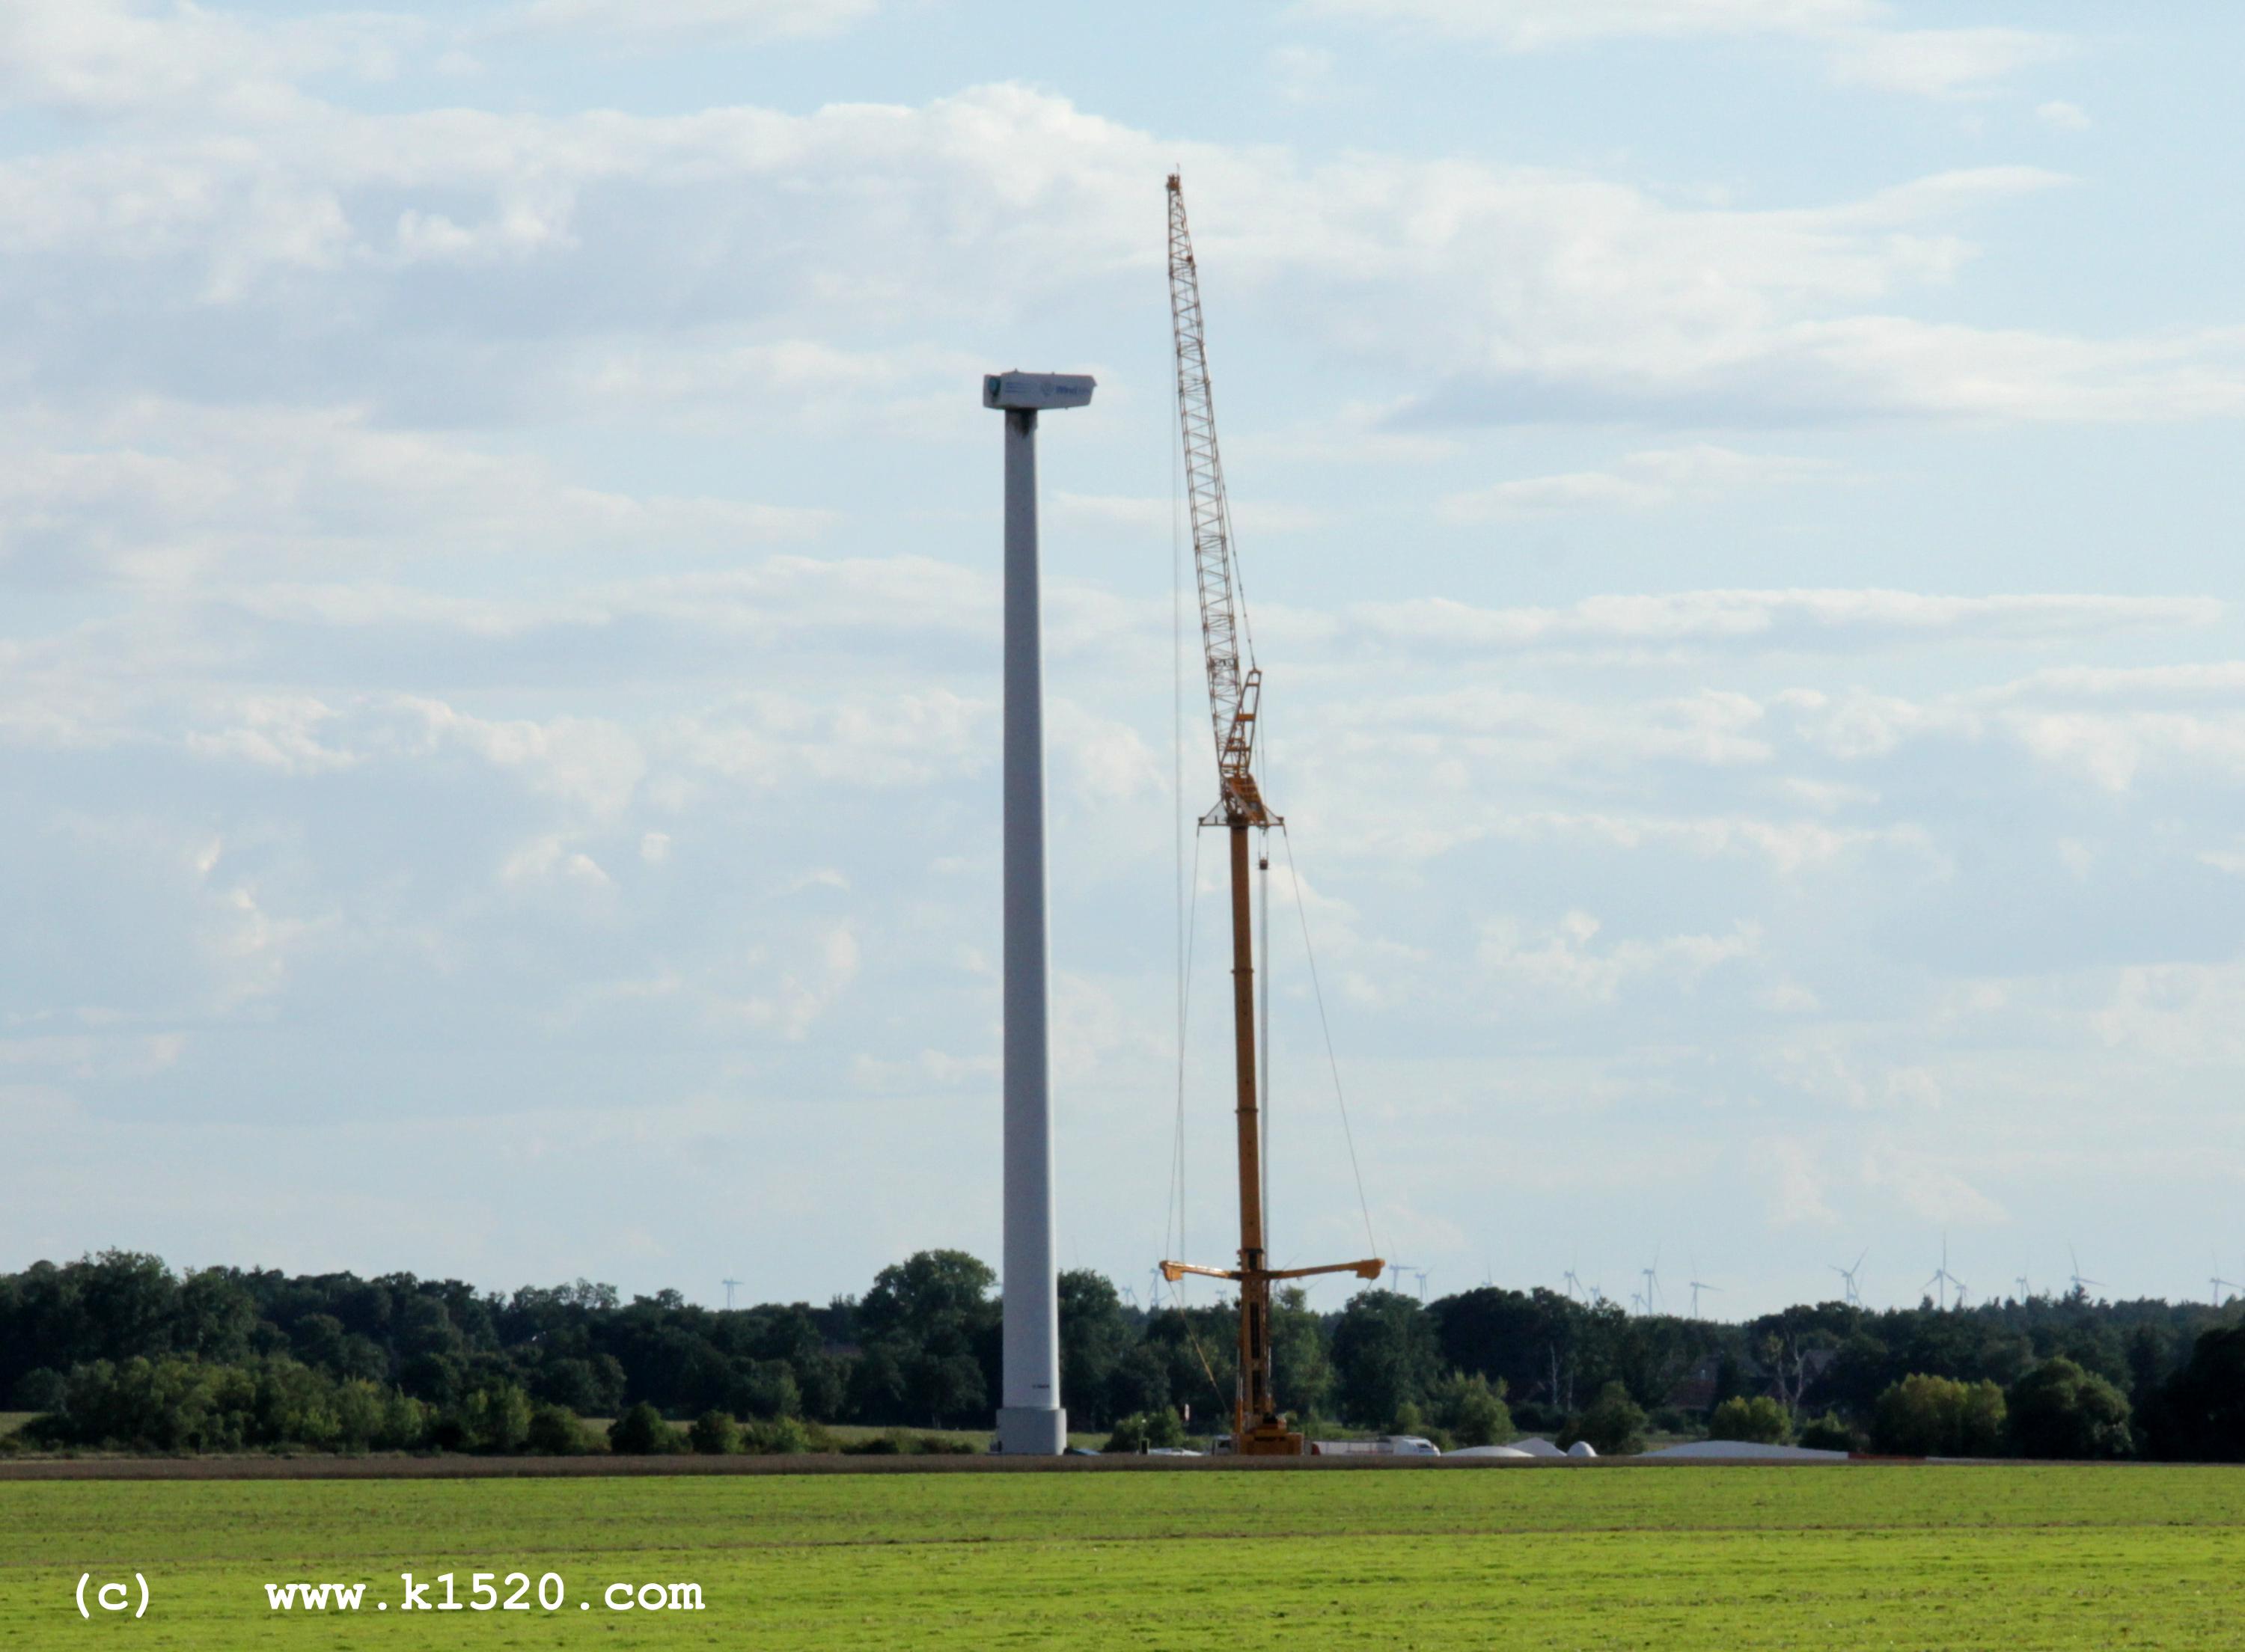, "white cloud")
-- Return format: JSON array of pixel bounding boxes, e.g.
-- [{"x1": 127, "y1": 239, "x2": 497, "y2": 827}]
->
[
  {"x1": 1307, "y1": 1, "x2": 2071, "y2": 100},
  {"x1": 1305, "y1": 0, "x2": 1880, "y2": 51},
  {"x1": 734, "y1": 922, "x2": 861, "y2": 1040},
  {"x1": 1754, "y1": 1137, "x2": 1839, "y2": 1226},
  {"x1": 1833, "y1": 27, "x2": 2071, "y2": 100},
  {"x1": 1863, "y1": 1145, "x2": 2009, "y2": 1227},
  {"x1": 1270, "y1": 43, "x2": 1342, "y2": 103},
  {"x1": 2037, "y1": 99, "x2": 2091, "y2": 131},
  {"x1": 0, "y1": 76, "x2": 2210, "y2": 435},
  {"x1": 0, "y1": 403, "x2": 832, "y2": 589},
  {"x1": 1478, "y1": 909, "x2": 1759, "y2": 1002},
  {"x1": 1438, "y1": 444, "x2": 1826, "y2": 520},
  {"x1": 500, "y1": 834, "x2": 614, "y2": 893},
  {"x1": 504, "y1": 0, "x2": 879, "y2": 46},
  {"x1": 1353, "y1": 589, "x2": 2219, "y2": 654},
  {"x1": 0, "y1": 0, "x2": 418, "y2": 121},
  {"x1": 1055, "y1": 492, "x2": 1326, "y2": 536}
]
